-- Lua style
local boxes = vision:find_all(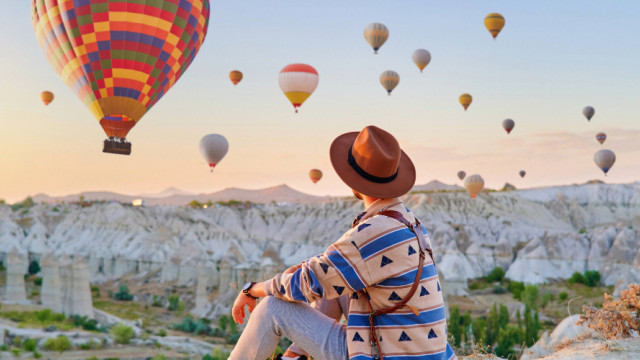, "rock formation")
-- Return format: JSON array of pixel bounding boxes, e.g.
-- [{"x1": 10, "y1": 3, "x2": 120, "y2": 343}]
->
[
  {"x1": 4, "y1": 247, "x2": 27, "y2": 303},
  {"x1": 58, "y1": 254, "x2": 73, "y2": 315},
  {"x1": 192, "y1": 266, "x2": 209, "y2": 316},
  {"x1": 70, "y1": 257, "x2": 94, "y2": 318},
  {"x1": 40, "y1": 252, "x2": 63, "y2": 312}
]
